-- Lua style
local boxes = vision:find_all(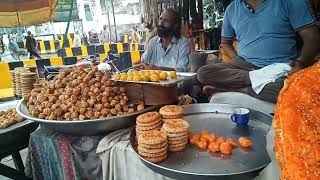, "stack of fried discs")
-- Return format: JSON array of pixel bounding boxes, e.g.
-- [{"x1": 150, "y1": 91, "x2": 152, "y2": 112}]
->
[
  {"x1": 159, "y1": 105, "x2": 184, "y2": 122},
  {"x1": 161, "y1": 119, "x2": 190, "y2": 152},
  {"x1": 20, "y1": 72, "x2": 37, "y2": 98},
  {"x1": 10, "y1": 71, "x2": 16, "y2": 96},
  {"x1": 15, "y1": 68, "x2": 25, "y2": 97},
  {"x1": 27, "y1": 66, "x2": 37, "y2": 73},
  {"x1": 137, "y1": 130, "x2": 168, "y2": 163},
  {"x1": 136, "y1": 112, "x2": 162, "y2": 136}
]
